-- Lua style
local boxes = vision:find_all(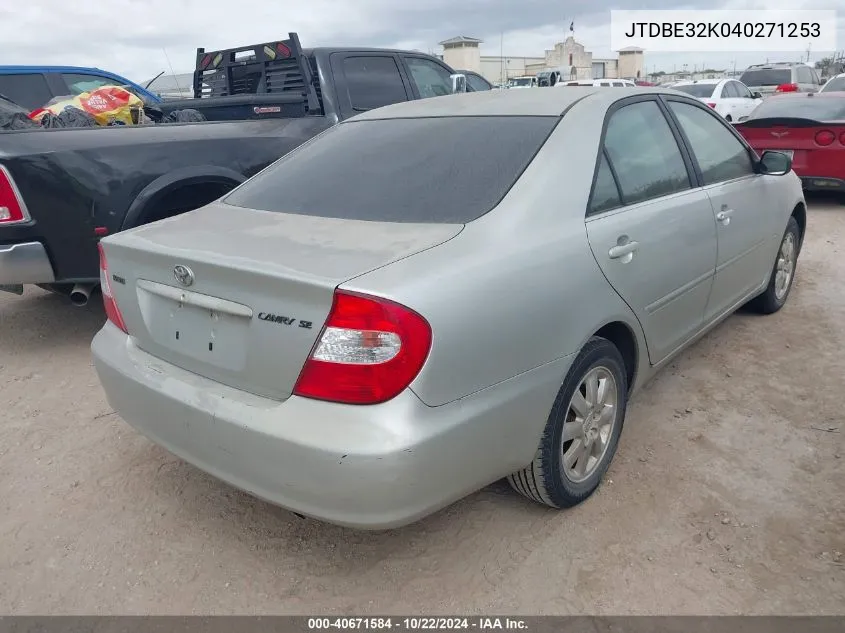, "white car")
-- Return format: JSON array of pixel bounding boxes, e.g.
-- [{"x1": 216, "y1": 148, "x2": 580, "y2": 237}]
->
[
  {"x1": 819, "y1": 73, "x2": 845, "y2": 93},
  {"x1": 557, "y1": 79, "x2": 636, "y2": 88},
  {"x1": 671, "y1": 79, "x2": 762, "y2": 122}
]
